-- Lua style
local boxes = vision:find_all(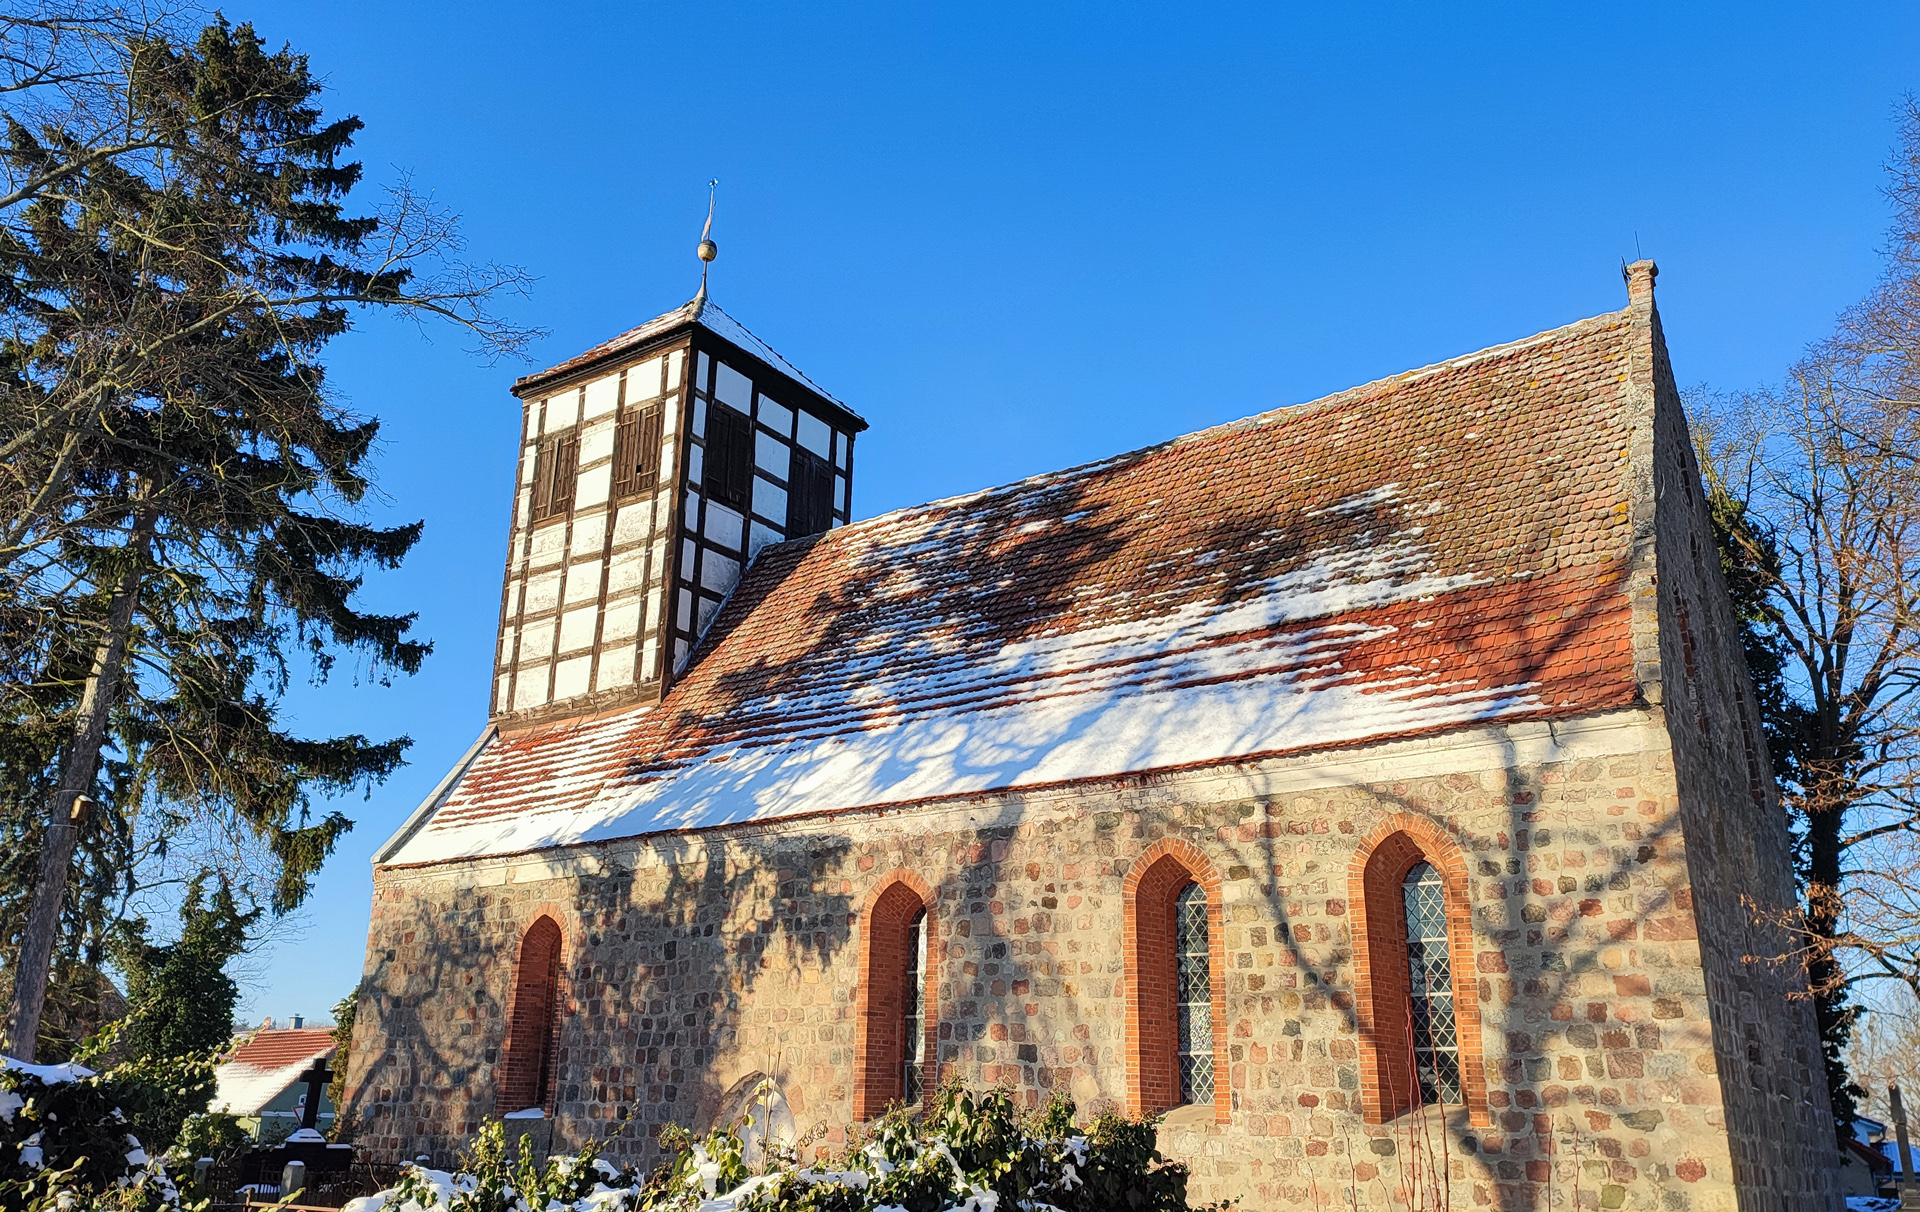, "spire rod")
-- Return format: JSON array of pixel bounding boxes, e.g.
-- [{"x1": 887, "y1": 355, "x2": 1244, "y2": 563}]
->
[{"x1": 695, "y1": 179, "x2": 718, "y2": 304}]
